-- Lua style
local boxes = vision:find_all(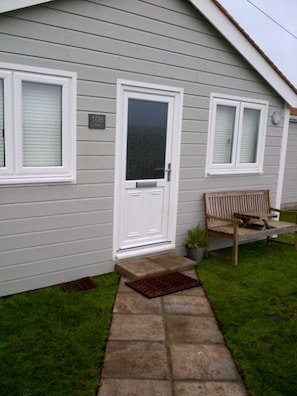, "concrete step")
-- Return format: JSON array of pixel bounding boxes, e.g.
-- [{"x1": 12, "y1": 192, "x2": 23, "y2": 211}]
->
[{"x1": 115, "y1": 252, "x2": 195, "y2": 280}]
